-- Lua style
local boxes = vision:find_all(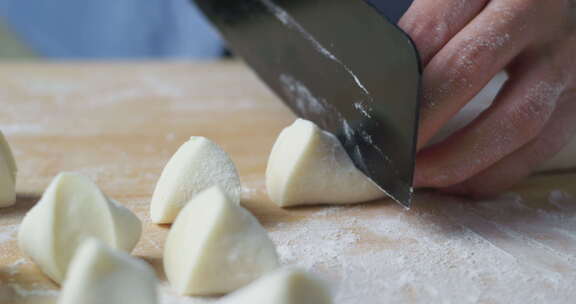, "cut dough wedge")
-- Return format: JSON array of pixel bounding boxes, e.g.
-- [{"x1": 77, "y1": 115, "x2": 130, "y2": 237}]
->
[
  {"x1": 266, "y1": 119, "x2": 383, "y2": 207},
  {"x1": 59, "y1": 238, "x2": 158, "y2": 304},
  {"x1": 219, "y1": 268, "x2": 332, "y2": 304},
  {"x1": 18, "y1": 172, "x2": 142, "y2": 284},
  {"x1": 164, "y1": 186, "x2": 279, "y2": 296},
  {"x1": 0, "y1": 131, "x2": 17, "y2": 207},
  {"x1": 150, "y1": 136, "x2": 241, "y2": 224}
]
